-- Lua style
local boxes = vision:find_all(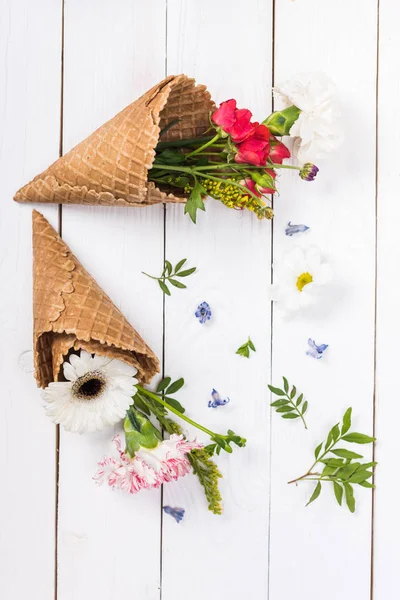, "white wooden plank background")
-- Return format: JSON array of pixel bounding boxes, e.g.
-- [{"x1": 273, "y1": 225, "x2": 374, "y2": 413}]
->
[{"x1": 2, "y1": 0, "x2": 398, "y2": 598}]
